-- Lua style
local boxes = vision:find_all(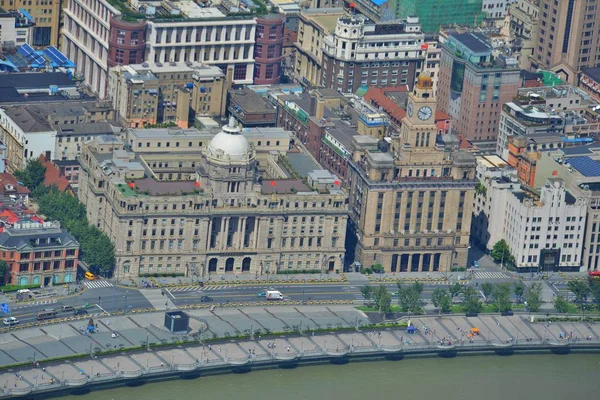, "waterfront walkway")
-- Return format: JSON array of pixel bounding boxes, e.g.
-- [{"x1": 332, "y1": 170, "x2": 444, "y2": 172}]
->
[{"x1": 0, "y1": 305, "x2": 599, "y2": 398}]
